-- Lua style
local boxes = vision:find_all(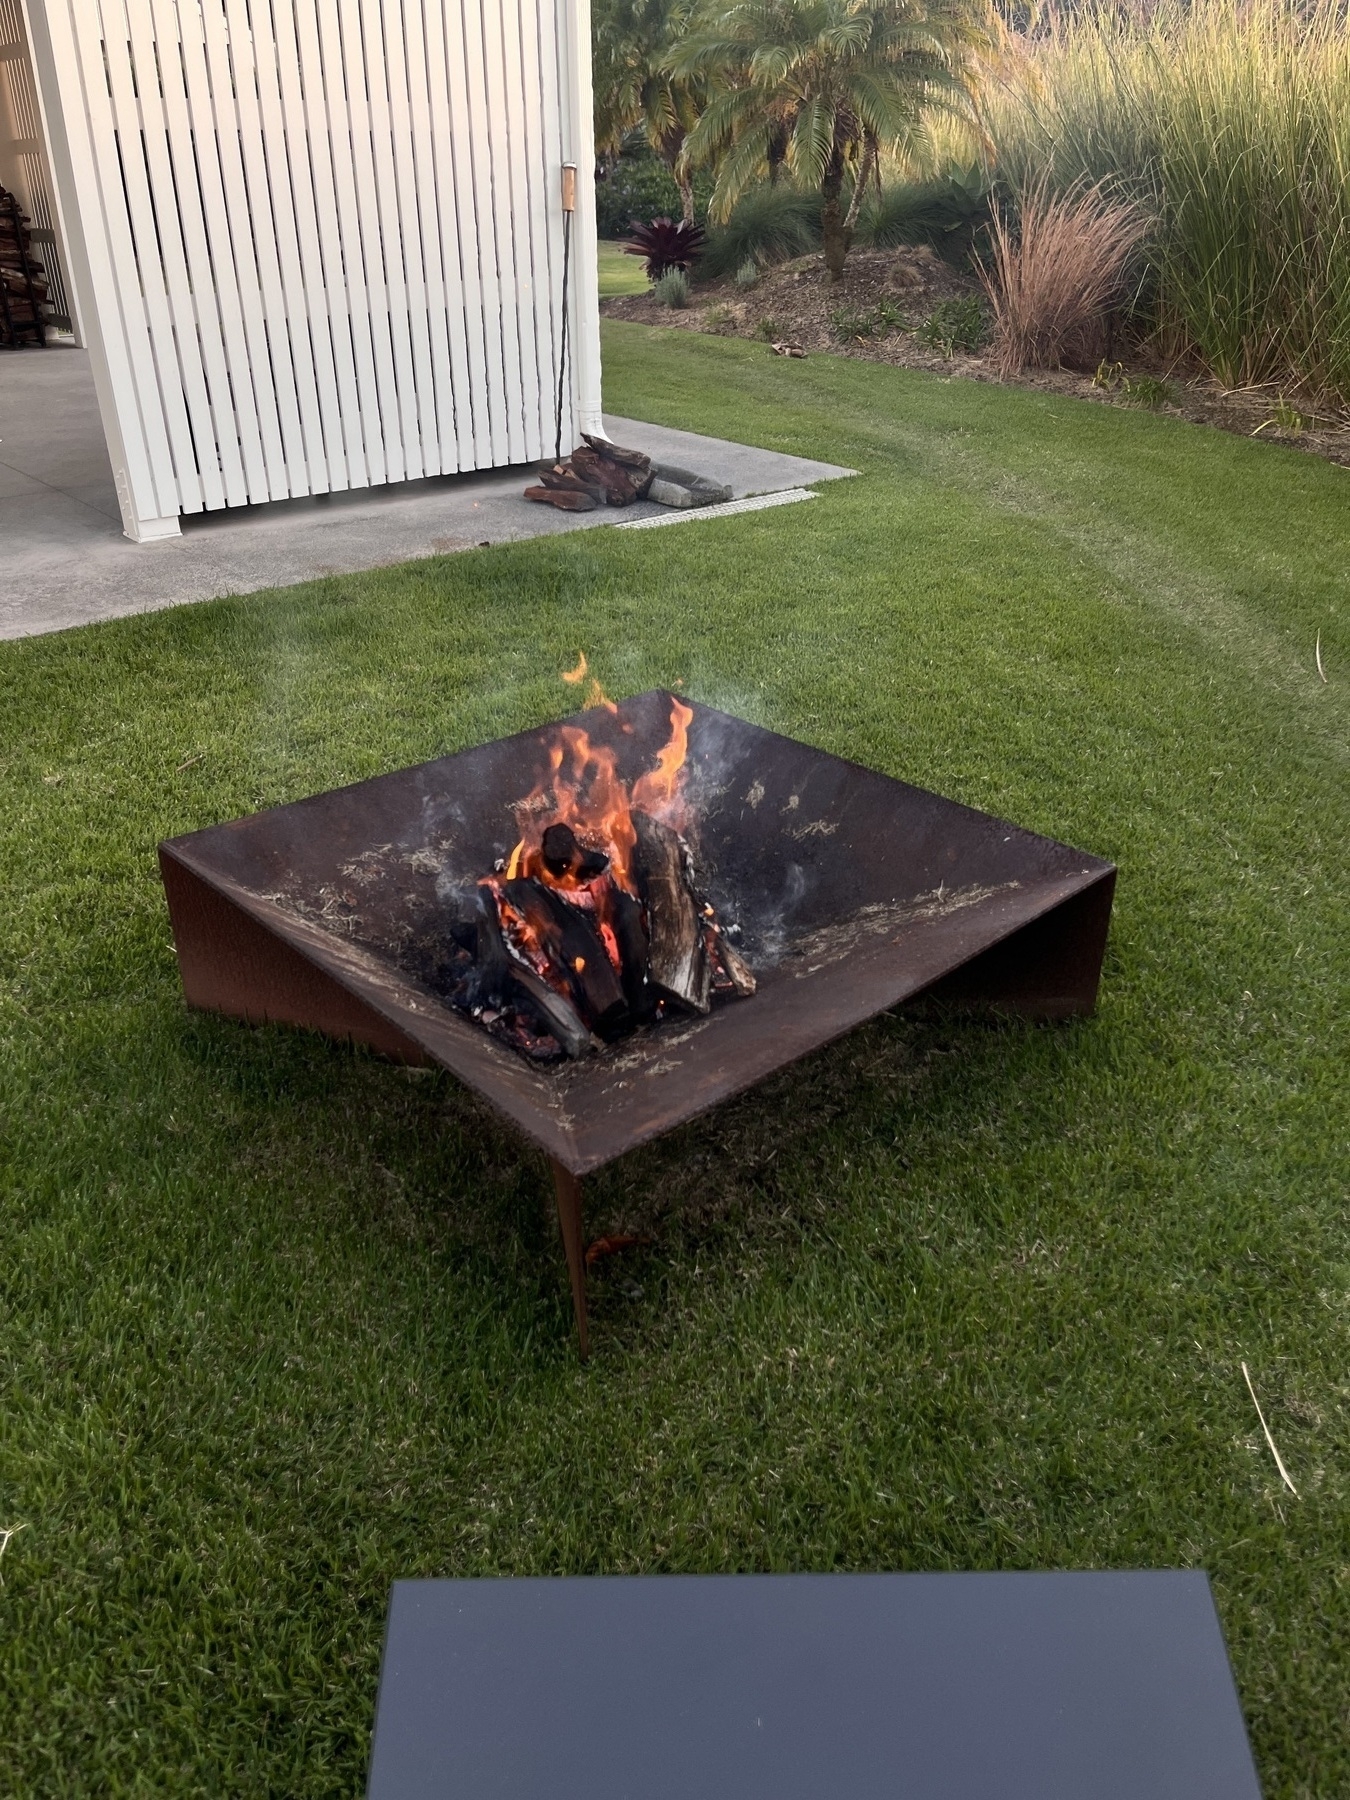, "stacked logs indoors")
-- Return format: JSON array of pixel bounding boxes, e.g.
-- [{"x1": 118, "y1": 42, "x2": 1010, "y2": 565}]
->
[
  {"x1": 525, "y1": 433, "x2": 653, "y2": 512},
  {"x1": 442, "y1": 700, "x2": 755, "y2": 1062},
  {"x1": 0, "y1": 186, "x2": 48, "y2": 348}
]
